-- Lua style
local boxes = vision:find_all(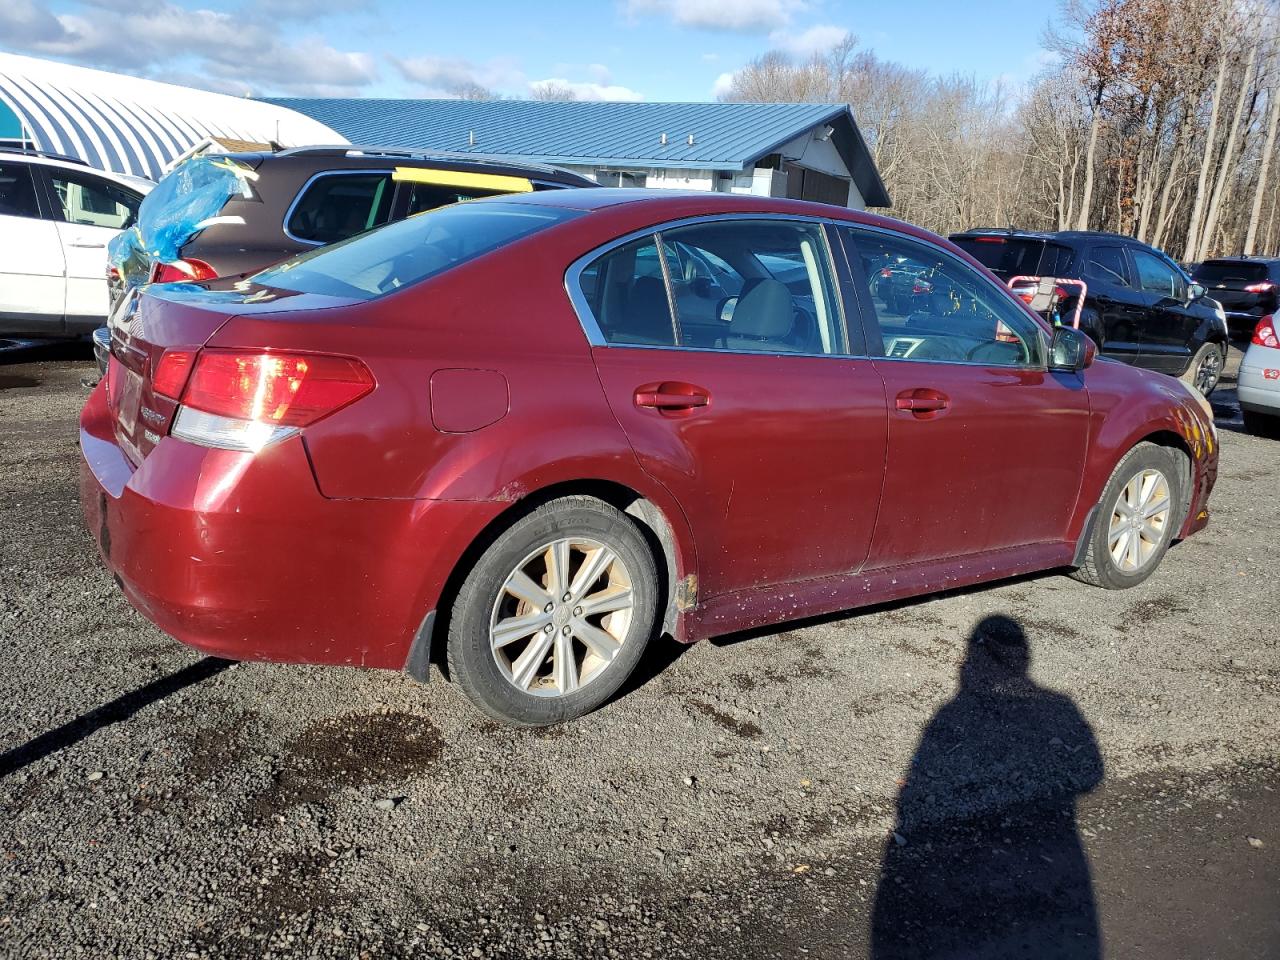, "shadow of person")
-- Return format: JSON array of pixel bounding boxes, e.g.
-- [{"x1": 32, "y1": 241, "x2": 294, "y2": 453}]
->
[{"x1": 870, "y1": 615, "x2": 1104, "y2": 960}]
